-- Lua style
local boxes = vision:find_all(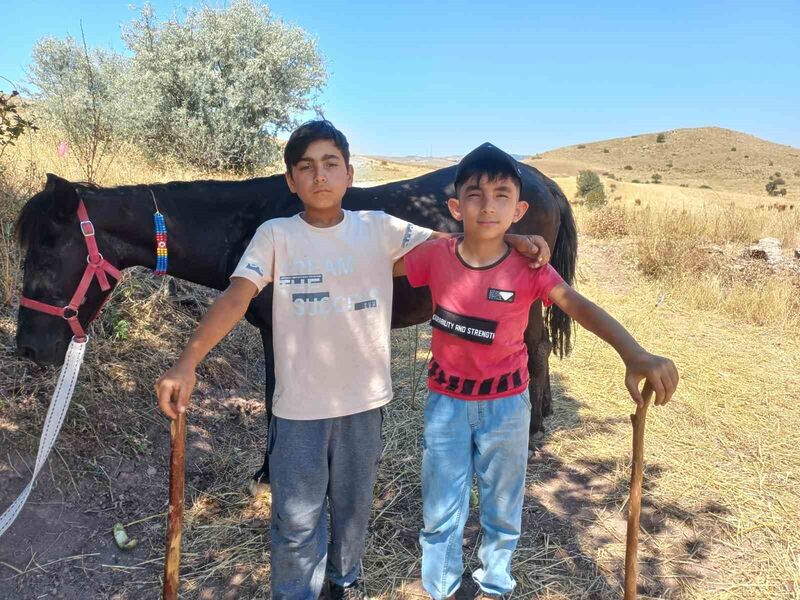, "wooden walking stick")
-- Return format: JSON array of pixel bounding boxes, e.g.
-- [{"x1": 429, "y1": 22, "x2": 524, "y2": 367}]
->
[
  {"x1": 163, "y1": 411, "x2": 186, "y2": 600},
  {"x1": 624, "y1": 382, "x2": 654, "y2": 600}
]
